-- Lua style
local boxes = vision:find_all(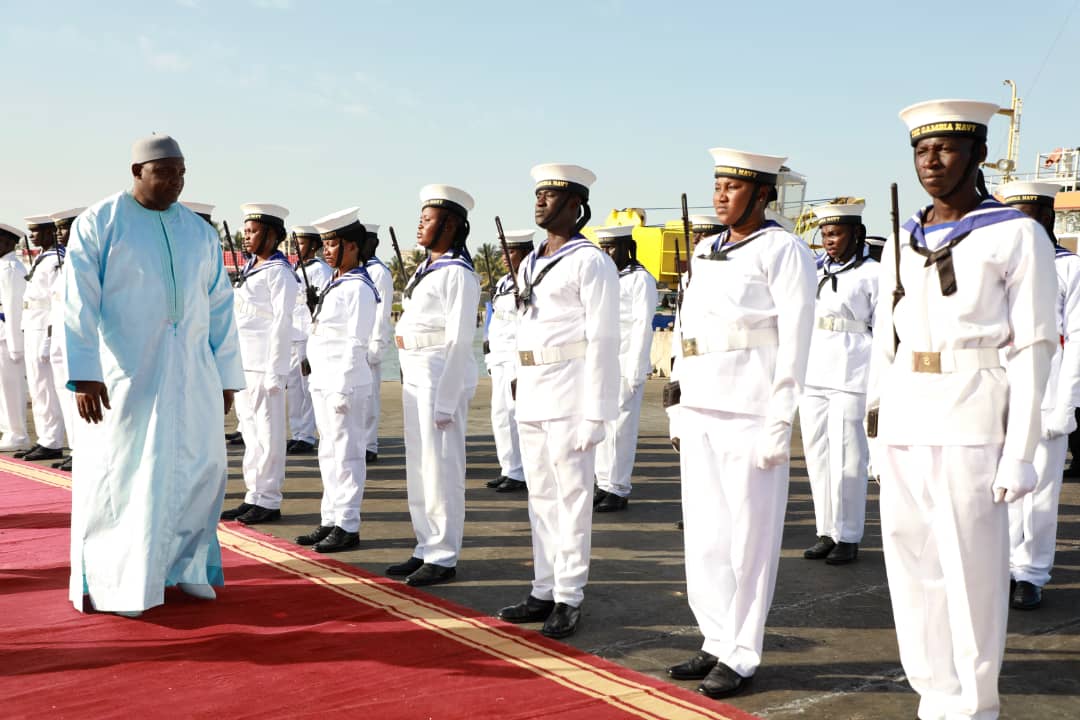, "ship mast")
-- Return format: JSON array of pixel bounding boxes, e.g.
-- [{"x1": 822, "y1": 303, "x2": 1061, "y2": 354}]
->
[{"x1": 982, "y1": 79, "x2": 1023, "y2": 182}]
